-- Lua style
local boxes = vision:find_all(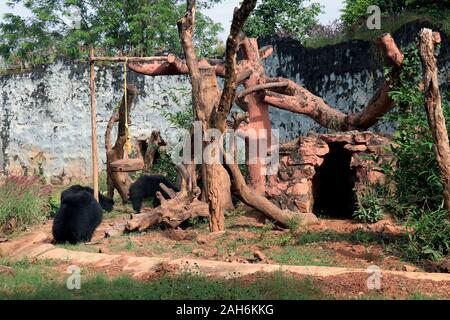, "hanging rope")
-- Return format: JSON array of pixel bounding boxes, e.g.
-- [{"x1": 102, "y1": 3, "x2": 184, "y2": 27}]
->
[{"x1": 123, "y1": 57, "x2": 132, "y2": 158}]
